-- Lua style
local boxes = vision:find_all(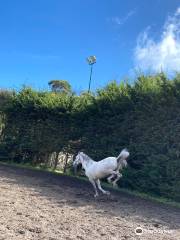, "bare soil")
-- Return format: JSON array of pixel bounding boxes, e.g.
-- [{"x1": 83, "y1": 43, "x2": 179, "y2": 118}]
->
[{"x1": 0, "y1": 164, "x2": 179, "y2": 240}]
